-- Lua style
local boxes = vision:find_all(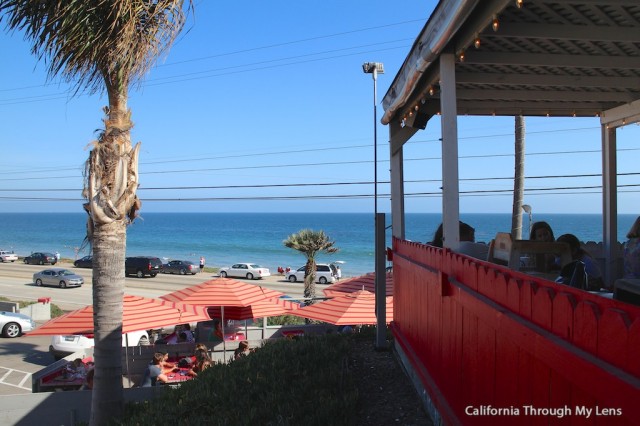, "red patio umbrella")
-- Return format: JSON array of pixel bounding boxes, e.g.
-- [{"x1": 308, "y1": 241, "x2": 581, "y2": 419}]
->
[
  {"x1": 206, "y1": 297, "x2": 302, "y2": 320},
  {"x1": 291, "y1": 290, "x2": 393, "y2": 325},
  {"x1": 323, "y1": 273, "x2": 394, "y2": 297},
  {"x1": 160, "y1": 277, "x2": 285, "y2": 307},
  {"x1": 160, "y1": 278, "x2": 289, "y2": 355},
  {"x1": 27, "y1": 294, "x2": 212, "y2": 336}
]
